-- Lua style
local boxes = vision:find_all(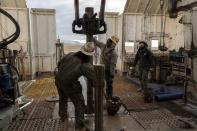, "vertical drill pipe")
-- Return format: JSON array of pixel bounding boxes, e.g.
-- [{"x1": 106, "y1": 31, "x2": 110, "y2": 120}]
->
[
  {"x1": 86, "y1": 7, "x2": 94, "y2": 114},
  {"x1": 99, "y1": 0, "x2": 106, "y2": 20},
  {"x1": 87, "y1": 40, "x2": 94, "y2": 114},
  {"x1": 74, "y1": 0, "x2": 79, "y2": 21},
  {"x1": 94, "y1": 65, "x2": 104, "y2": 131},
  {"x1": 87, "y1": 41, "x2": 94, "y2": 114}
]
